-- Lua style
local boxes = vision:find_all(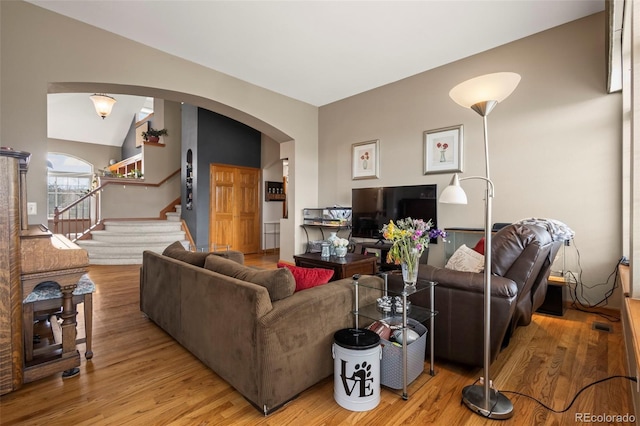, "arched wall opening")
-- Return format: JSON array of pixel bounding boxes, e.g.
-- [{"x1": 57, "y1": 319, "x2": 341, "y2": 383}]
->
[{"x1": 46, "y1": 82, "x2": 300, "y2": 258}]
